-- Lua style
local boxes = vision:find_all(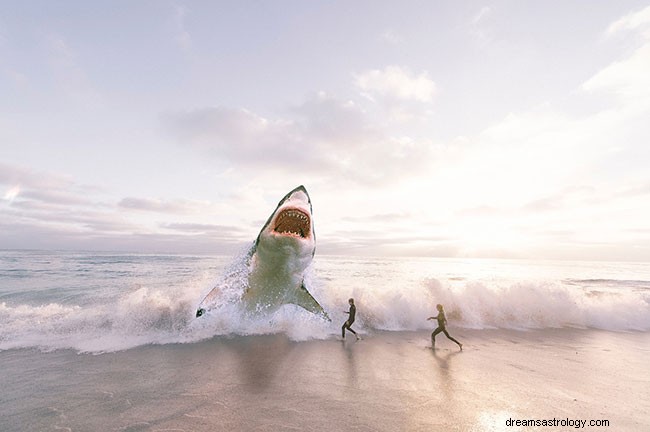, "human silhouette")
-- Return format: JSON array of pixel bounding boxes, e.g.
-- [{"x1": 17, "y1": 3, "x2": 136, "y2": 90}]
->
[
  {"x1": 342, "y1": 298, "x2": 360, "y2": 340},
  {"x1": 427, "y1": 304, "x2": 462, "y2": 350}
]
